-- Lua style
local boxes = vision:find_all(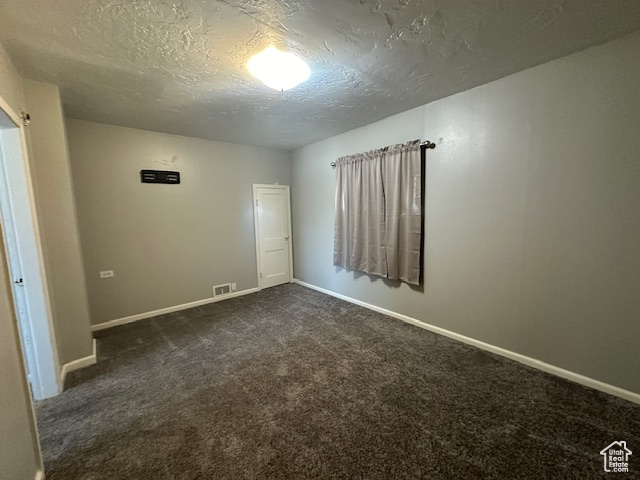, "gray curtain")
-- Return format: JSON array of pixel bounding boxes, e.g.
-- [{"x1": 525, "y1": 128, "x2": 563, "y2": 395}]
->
[{"x1": 333, "y1": 139, "x2": 422, "y2": 285}]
